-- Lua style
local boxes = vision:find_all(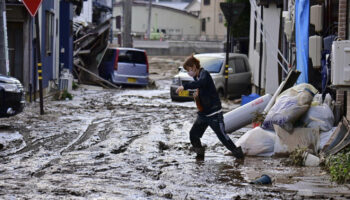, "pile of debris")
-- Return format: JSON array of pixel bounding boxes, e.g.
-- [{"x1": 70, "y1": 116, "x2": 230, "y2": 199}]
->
[
  {"x1": 225, "y1": 71, "x2": 350, "y2": 166},
  {"x1": 72, "y1": 19, "x2": 119, "y2": 89}
]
